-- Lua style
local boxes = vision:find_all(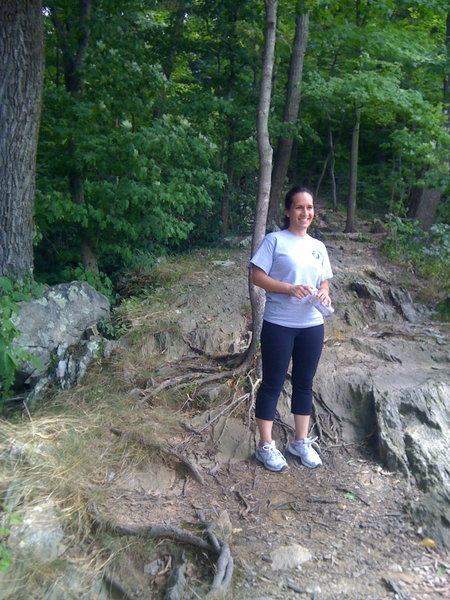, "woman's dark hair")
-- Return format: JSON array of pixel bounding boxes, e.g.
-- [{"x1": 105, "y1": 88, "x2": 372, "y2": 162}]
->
[{"x1": 282, "y1": 186, "x2": 315, "y2": 229}]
